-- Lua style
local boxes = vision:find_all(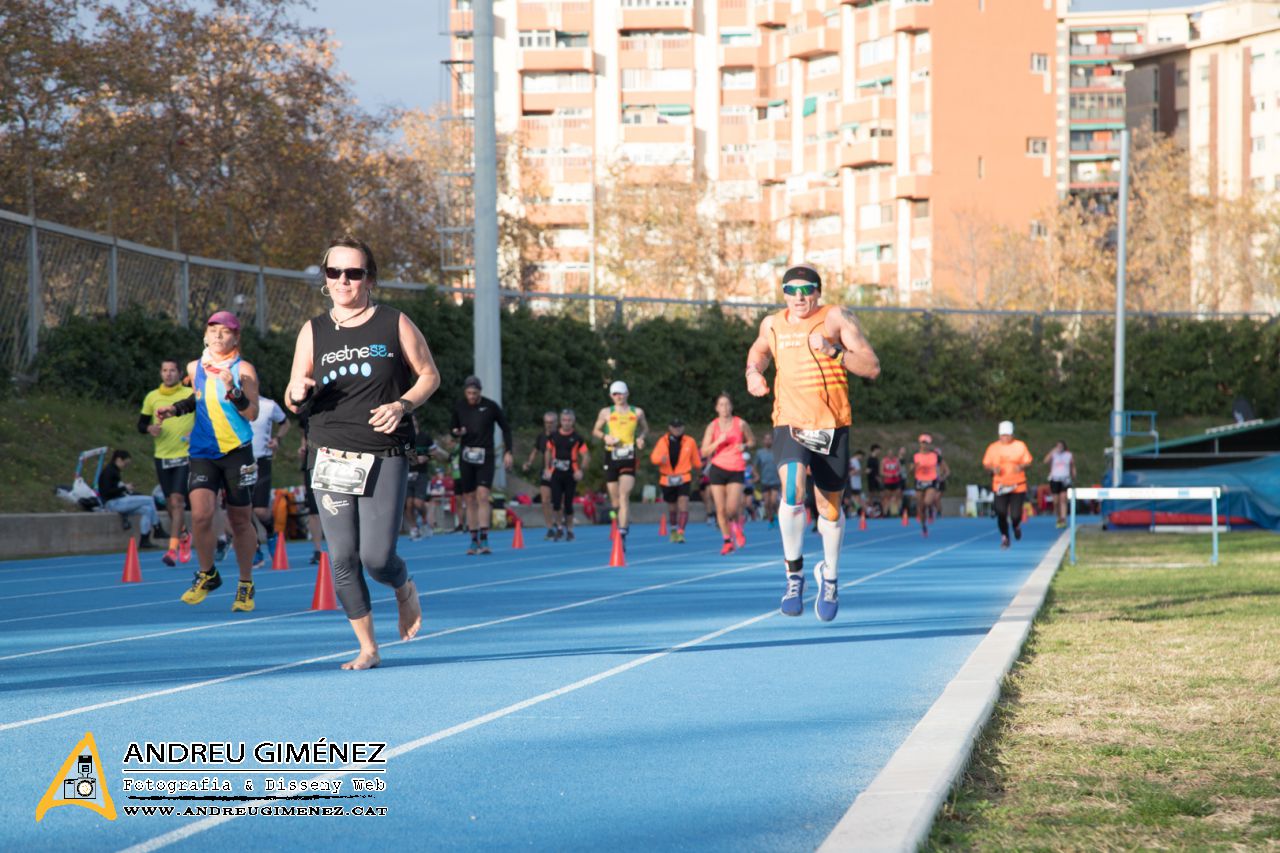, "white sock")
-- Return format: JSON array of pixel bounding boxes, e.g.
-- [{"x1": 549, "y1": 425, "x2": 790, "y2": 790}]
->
[
  {"x1": 777, "y1": 502, "x2": 806, "y2": 562},
  {"x1": 817, "y1": 513, "x2": 845, "y2": 579}
]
